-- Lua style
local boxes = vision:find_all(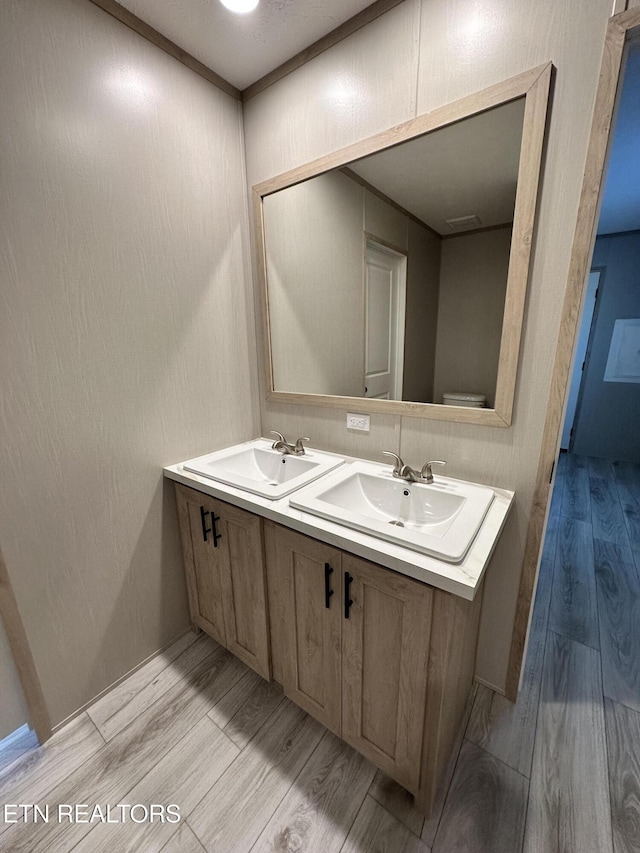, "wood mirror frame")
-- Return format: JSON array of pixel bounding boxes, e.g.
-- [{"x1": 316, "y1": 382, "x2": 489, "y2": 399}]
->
[{"x1": 253, "y1": 63, "x2": 552, "y2": 426}]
